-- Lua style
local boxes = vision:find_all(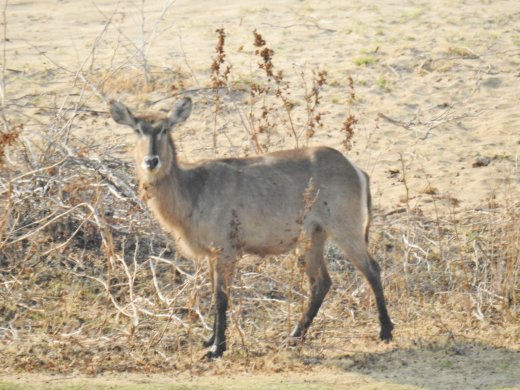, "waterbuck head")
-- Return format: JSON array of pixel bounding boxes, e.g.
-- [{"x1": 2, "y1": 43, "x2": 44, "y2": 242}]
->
[{"x1": 110, "y1": 97, "x2": 192, "y2": 181}]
